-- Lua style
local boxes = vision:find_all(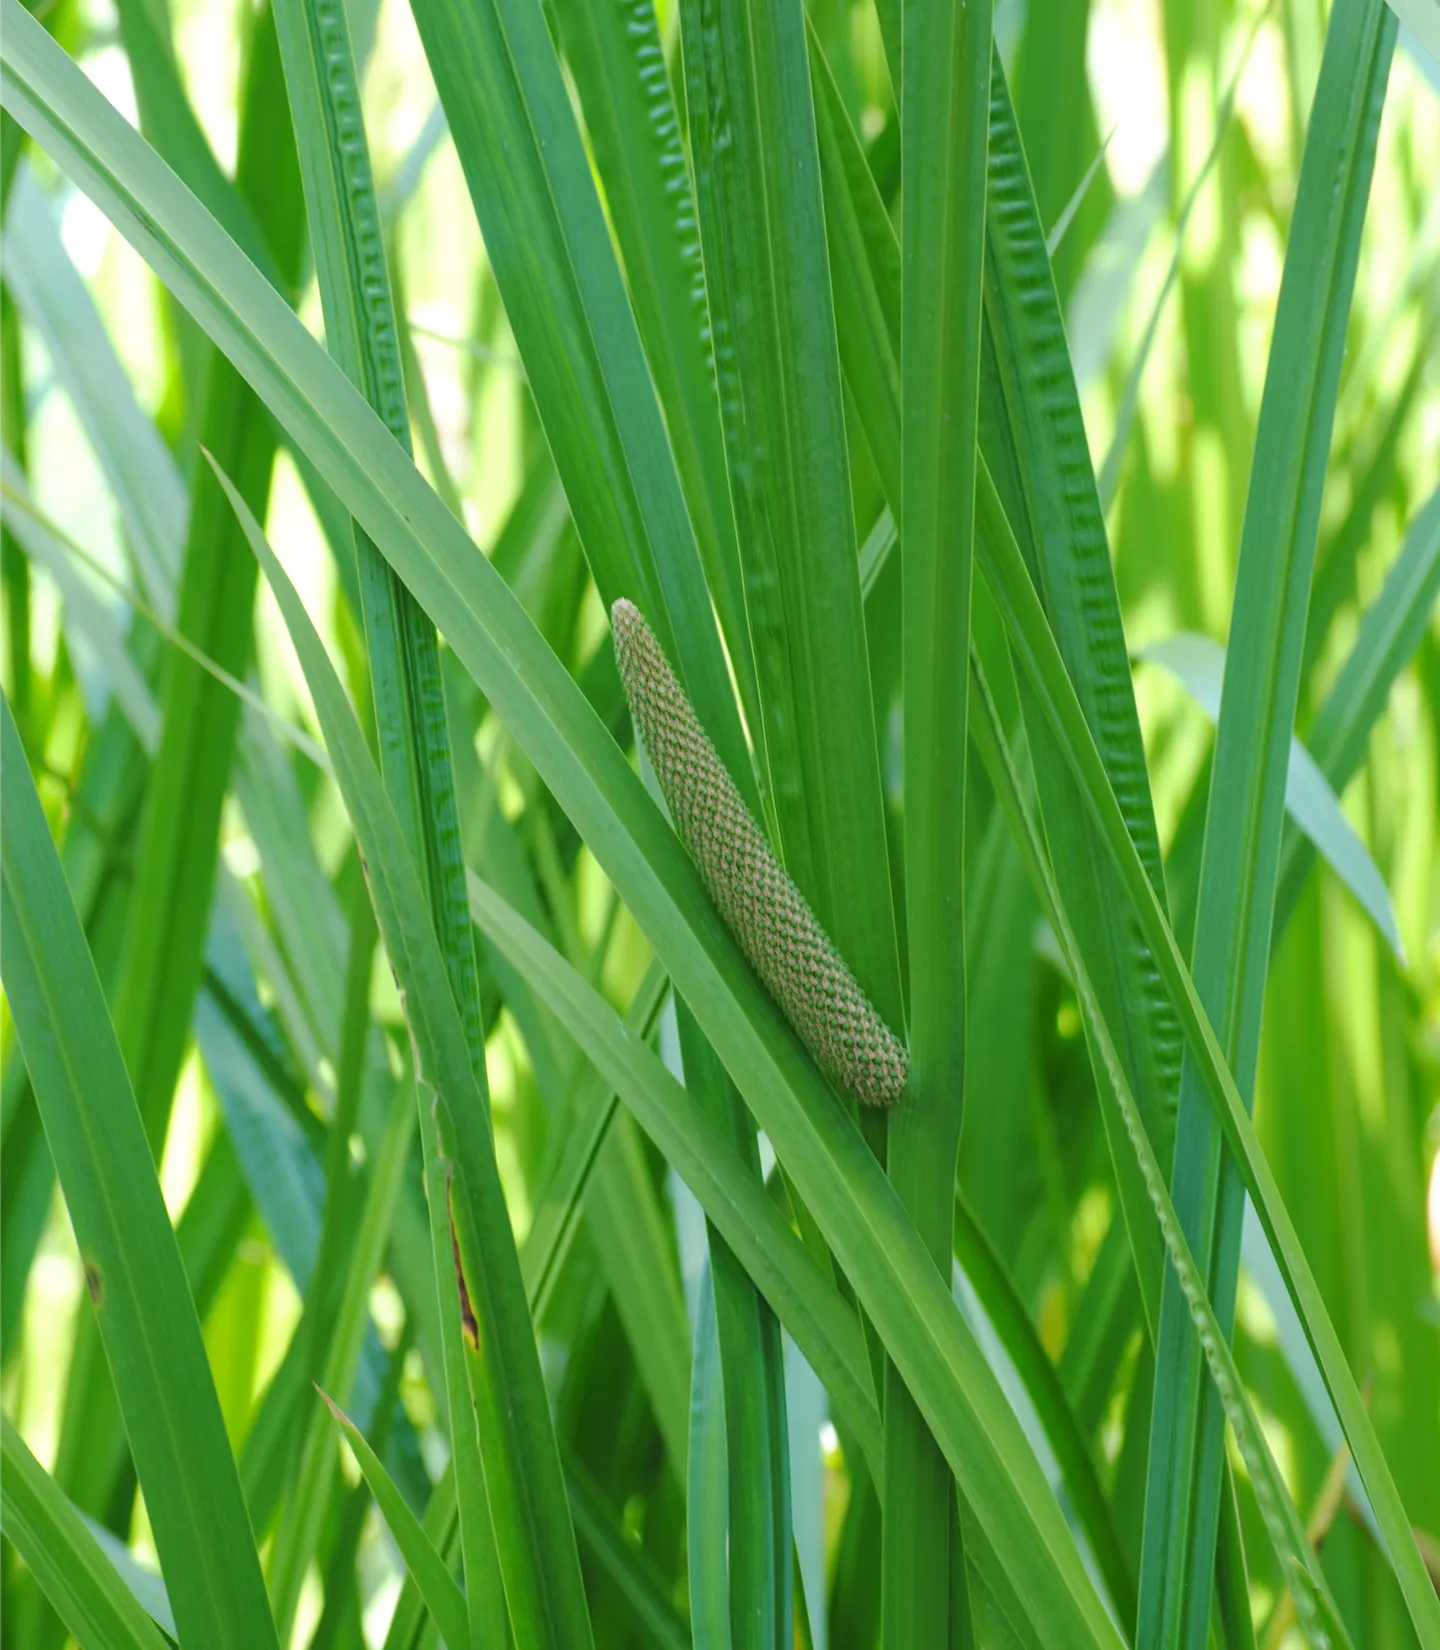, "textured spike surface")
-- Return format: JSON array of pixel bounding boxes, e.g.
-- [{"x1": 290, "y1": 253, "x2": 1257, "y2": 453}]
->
[{"x1": 612, "y1": 599, "x2": 908, "y2": 1107}]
